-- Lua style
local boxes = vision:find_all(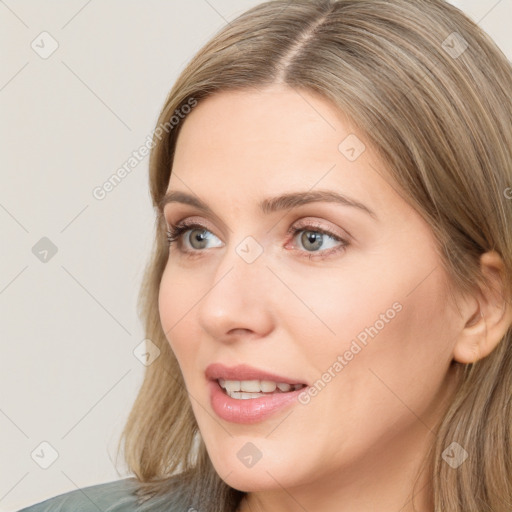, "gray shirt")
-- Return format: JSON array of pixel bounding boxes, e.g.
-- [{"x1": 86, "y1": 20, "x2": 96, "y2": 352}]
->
[
  {"x1": 16, "y1": 478, "x2": 142, "y2": 512},
  {"x1": 17, "y1": 474, "x2": 241, "y2": 512}
]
